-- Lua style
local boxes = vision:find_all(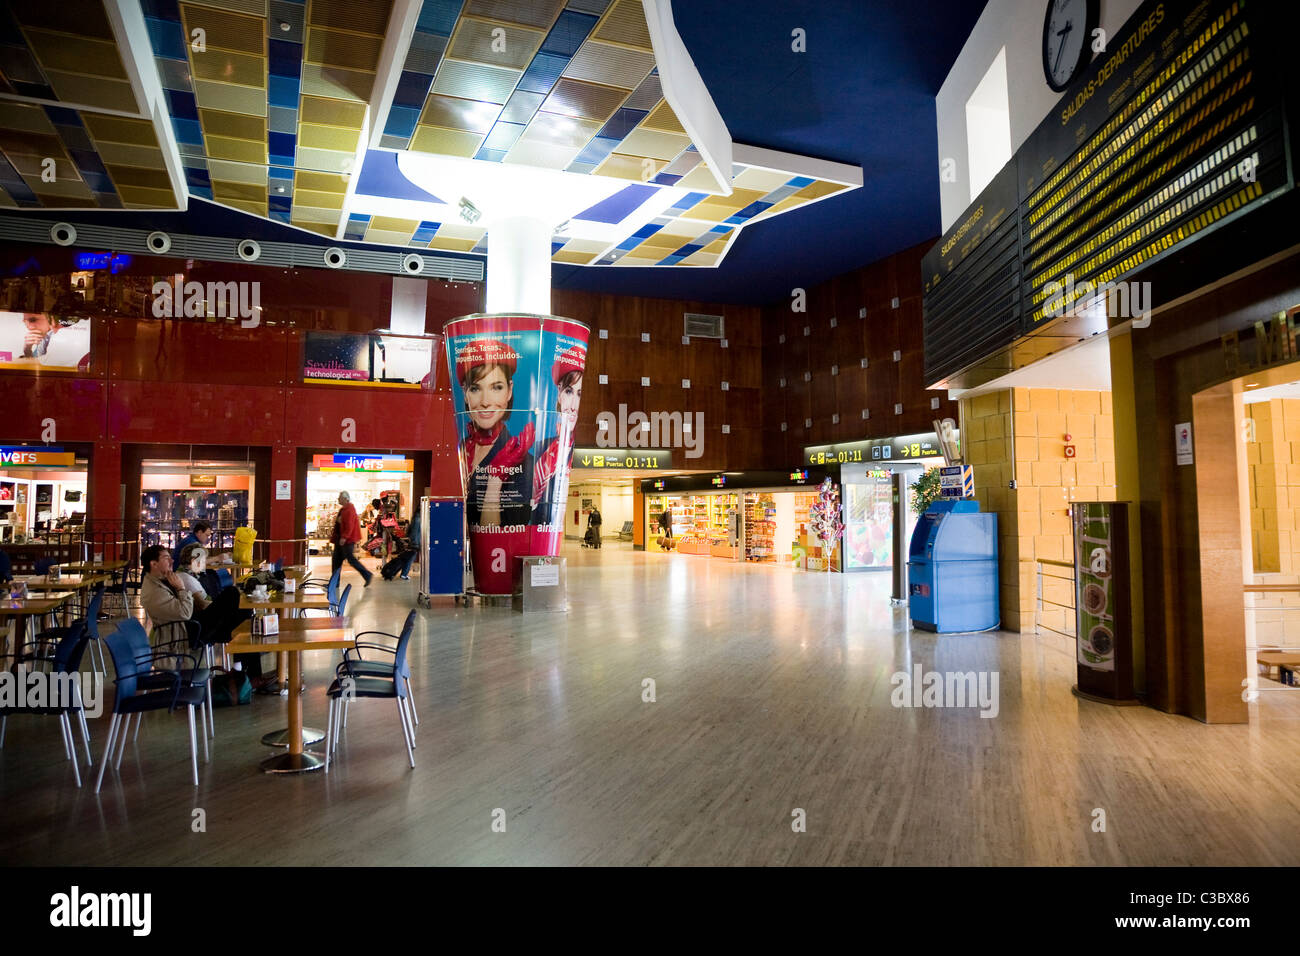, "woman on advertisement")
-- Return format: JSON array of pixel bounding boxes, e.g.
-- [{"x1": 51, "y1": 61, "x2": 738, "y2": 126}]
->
[
  {"x1": 456, "y1": 339, "x2": 534, "y2": 530},
  {"x1": 530, "y1": 348, "x2": 584, "y2": 526}
]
